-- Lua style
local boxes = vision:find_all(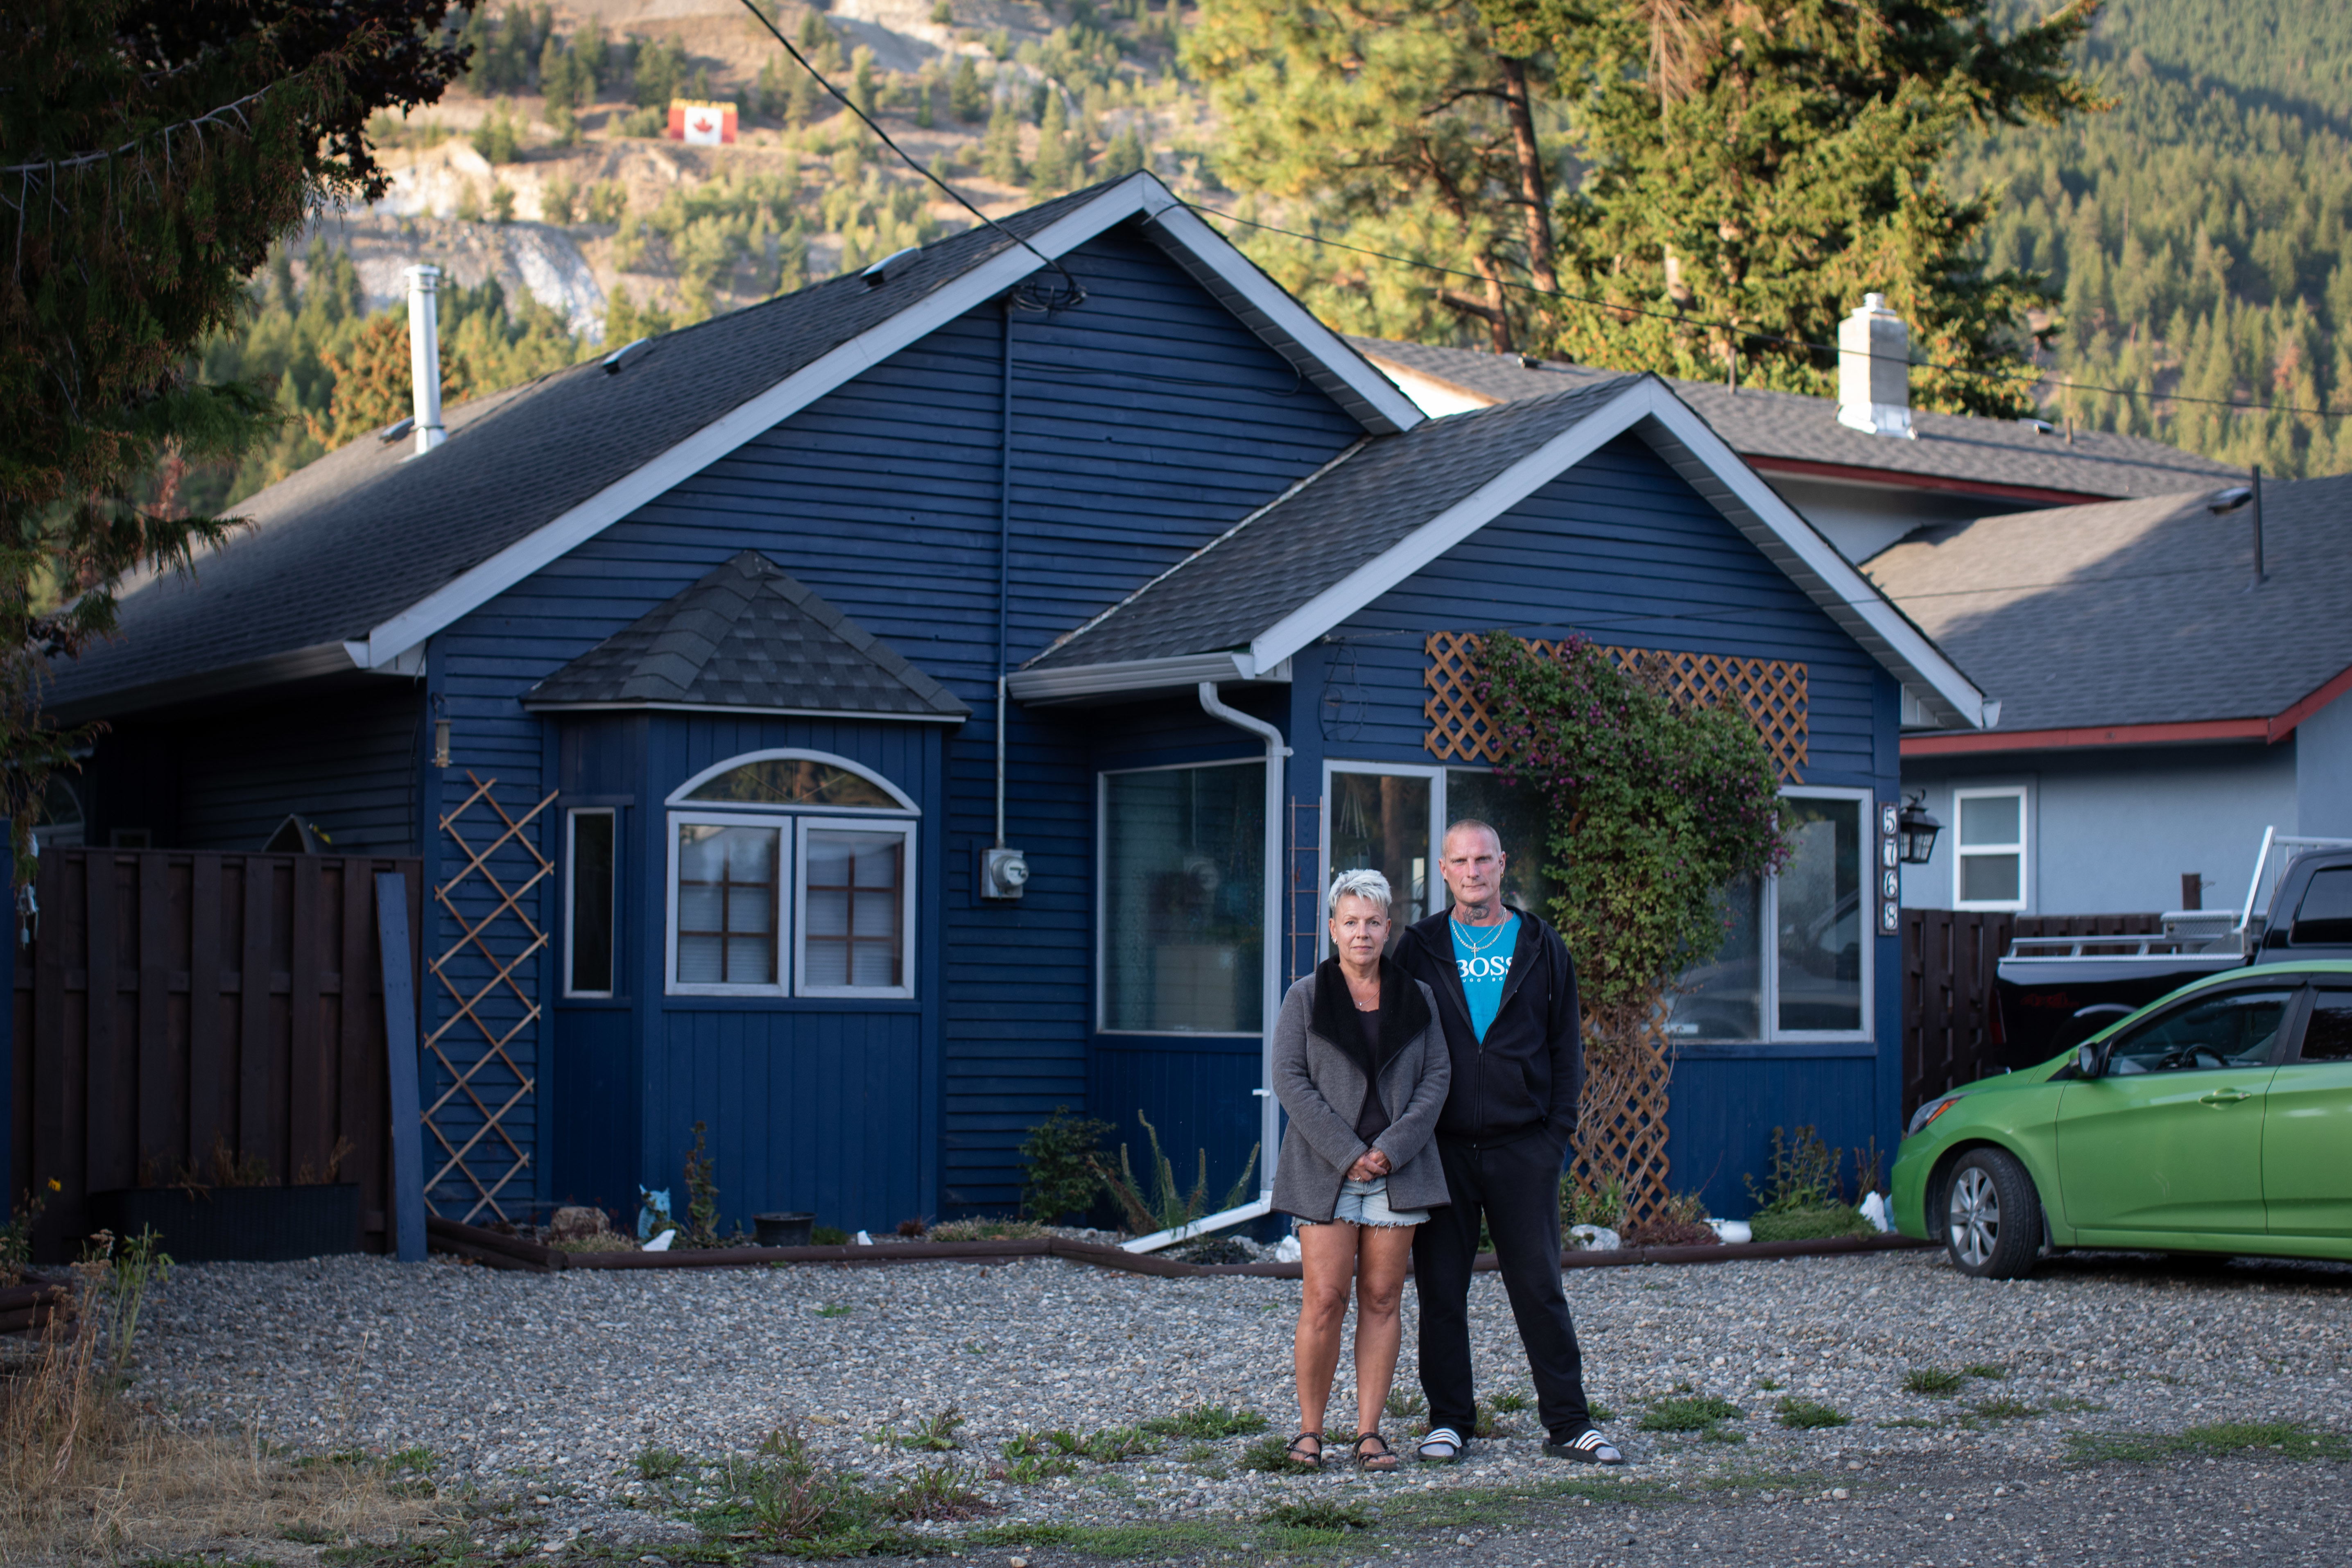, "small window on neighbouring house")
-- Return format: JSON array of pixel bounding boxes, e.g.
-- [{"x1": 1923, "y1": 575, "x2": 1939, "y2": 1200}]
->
[
  {"x1": 675, "y1": 822, "x2": 781, "y2": 987},
  {"x1": 1952, "y1": 787, "x2": 2027, "y2": 910},
  {"x1": 567, "y1": 808, "x2": 616, "y2": 996}
]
